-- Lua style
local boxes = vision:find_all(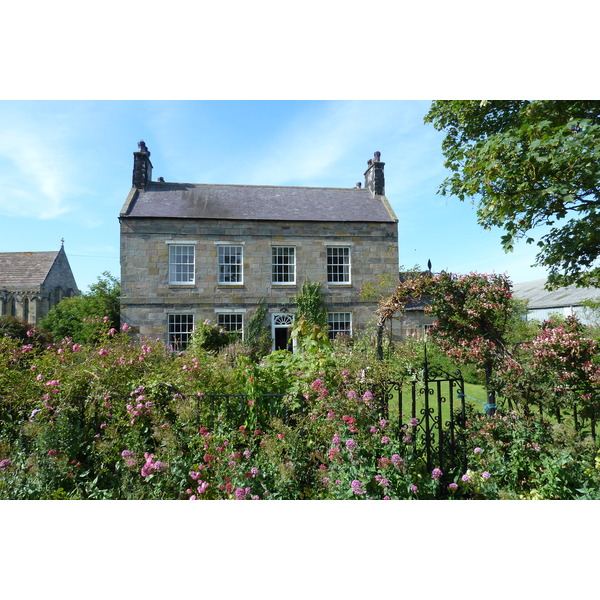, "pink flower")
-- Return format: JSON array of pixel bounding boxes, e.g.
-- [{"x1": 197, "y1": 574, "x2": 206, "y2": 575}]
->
[
  {"x1": 482, "y1": 471, "x2": 491, "y2": 480},
  {"x1": 277, "y1": 433, "x2": 285, "y2": 439},
  {"x1": 98, "y1": 348, "x2": 108, "y2": 356},
  {"x1": 431, "y1": 468, "x2": 443, "y2": 481},
  {"x1": 409, "y1": 484, "x2": 418, "y2": 493},
  {"x1": 351, "y1": 479, "x2": 366, "y2": 495},
  {"x1": 235, "y1": 487, "x2": 251, "y2": 500},
  {"x1": 474, "y1": 447, "x2": 483, "y2": 454},
  {"x1": 345, "y1": 439, "x2": 356, "y2": 453},
  {"x1": 328, "y1": 447, "x2": 340, "y2": 461},
  {"x1": 121, "y1": 323, "x2": 130, "y2": 331}
]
